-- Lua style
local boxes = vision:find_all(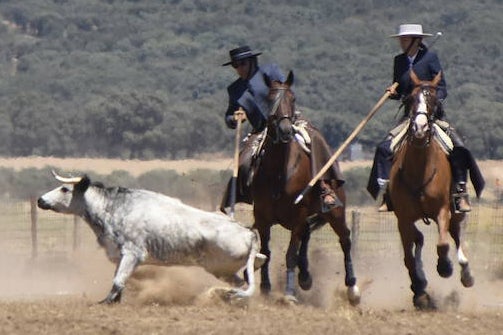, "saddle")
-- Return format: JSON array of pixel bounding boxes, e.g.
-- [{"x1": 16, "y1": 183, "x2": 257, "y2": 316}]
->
[{"x1": 251, "y1": 118, "x2": 312, "y2": 159}]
